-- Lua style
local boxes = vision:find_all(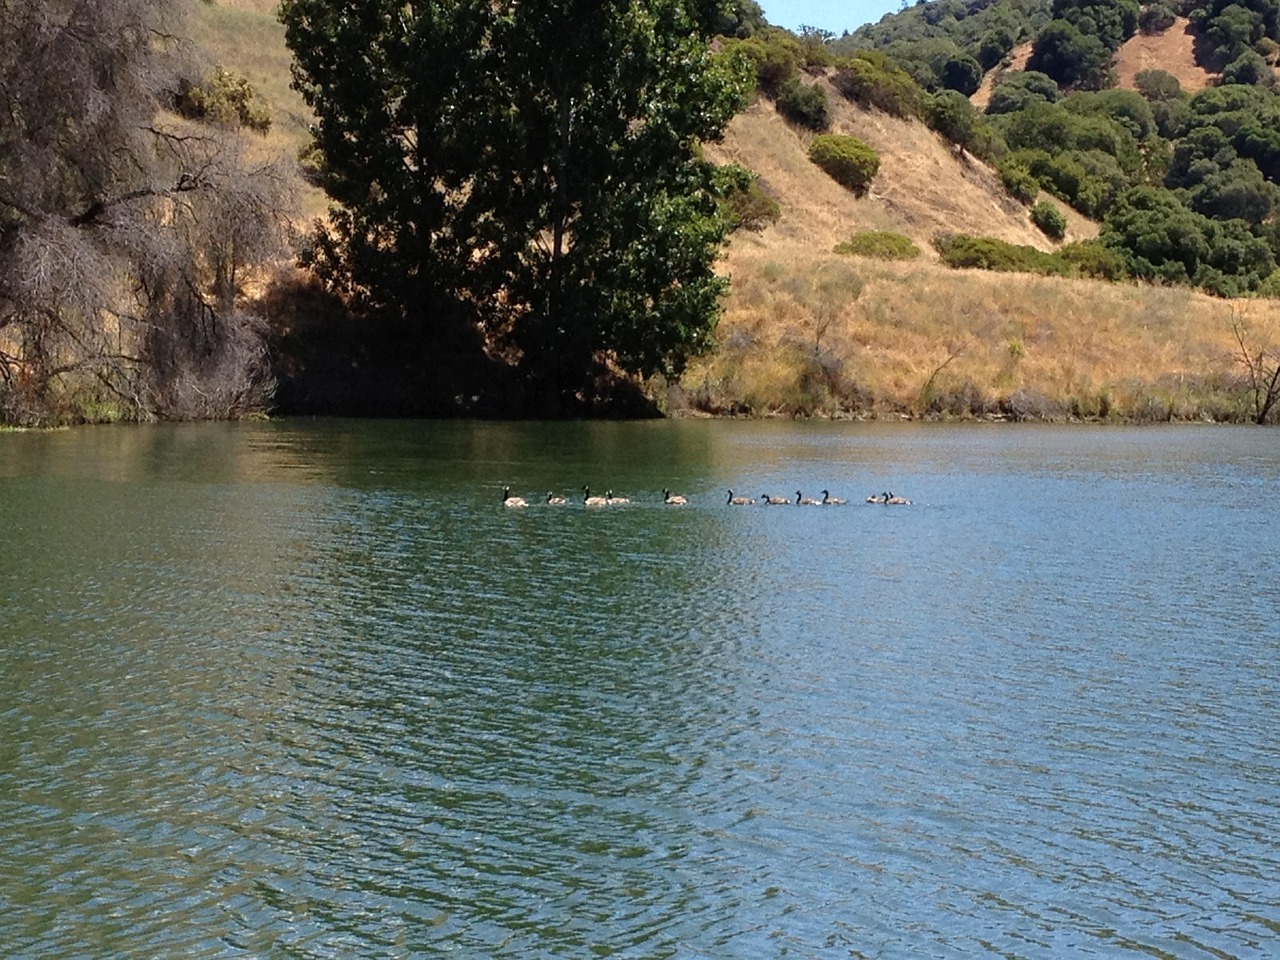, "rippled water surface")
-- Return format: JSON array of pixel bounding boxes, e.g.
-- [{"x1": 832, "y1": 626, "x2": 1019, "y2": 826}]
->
[{"x1": 1, "y1": 420, "x2": 1278, "y2": 958}]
